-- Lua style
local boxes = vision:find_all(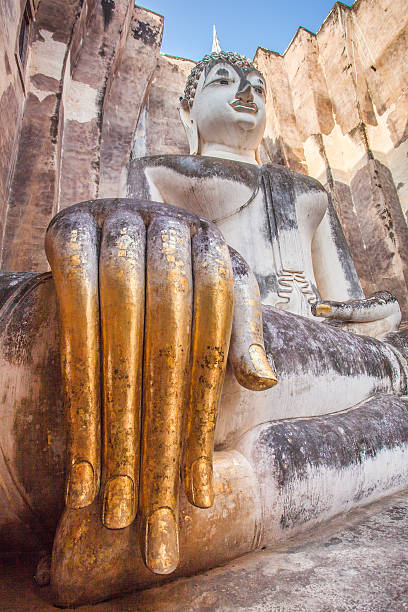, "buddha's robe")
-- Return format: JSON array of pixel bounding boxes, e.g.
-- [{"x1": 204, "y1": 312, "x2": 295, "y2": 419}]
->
[
  {"x1": 128, "y1": 155, "x2": 408, "y2": 444},
  {"x1": 128, "y1": 156, "x2": 363, "y2": 316}
]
